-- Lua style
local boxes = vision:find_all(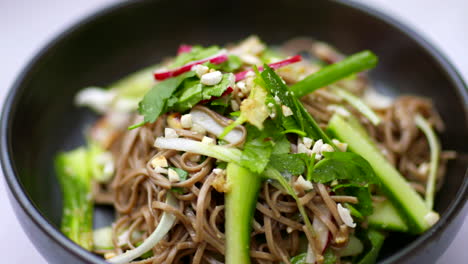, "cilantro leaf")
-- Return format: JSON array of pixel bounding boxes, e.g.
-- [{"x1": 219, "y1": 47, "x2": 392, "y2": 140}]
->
[
  {"x1": 354, "y1": 229, "x2": 386, "y2": 264},
  {"x1": 310, "y1": 151, "x2": 378, "y2": 186},
  {"x1": 260, "y1": 64, "x2": 297, "y2": 116},
  {"x1": 268, "y1": 153, "x2": 308, "y2": 176},
  {"x1": 334, "y1": 184, "x2": 374, "y2": 216},
  {"x1": 271, "y1": 135, "x2": 291, "y2": 154},
  {"x1": 323, "y1": 248, "x2": 337, "y2": 264},
  {"x1": 260, "y1": 64, "x2": 333, "y2": 144},
  {"x1": 290, "y1": 253, "x2": 306, "y2": 264},
  {"x1": 202, "y1": 73, "x2": 234, "y2": 99},
  {"x1": 172, "y1": 80, "x2": 203, "y2": 112},
  {"x1": 170, "y1": 45, "x2": 220, "y2": 68},
  {"x1": 207, "y1": 55, "x2": 242, "y2": 72},
  {"x1": 137, "y1": 71, "x2": 196, "y2": 124},
  {"x1": 240, "y1": 124, "x2": 275, "y2": 173}
]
